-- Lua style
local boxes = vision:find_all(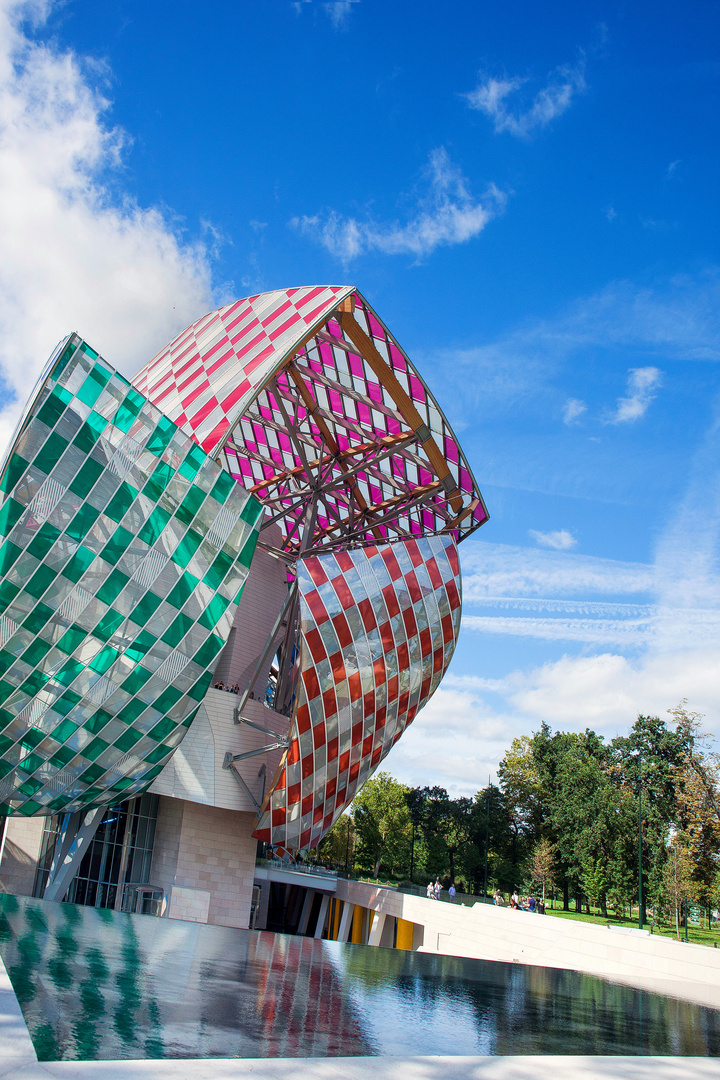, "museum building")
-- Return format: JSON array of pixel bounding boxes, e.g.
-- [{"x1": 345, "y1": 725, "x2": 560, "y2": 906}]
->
[{"x1": 0, "y1": 286, "x2": 486, "y2": 930}]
